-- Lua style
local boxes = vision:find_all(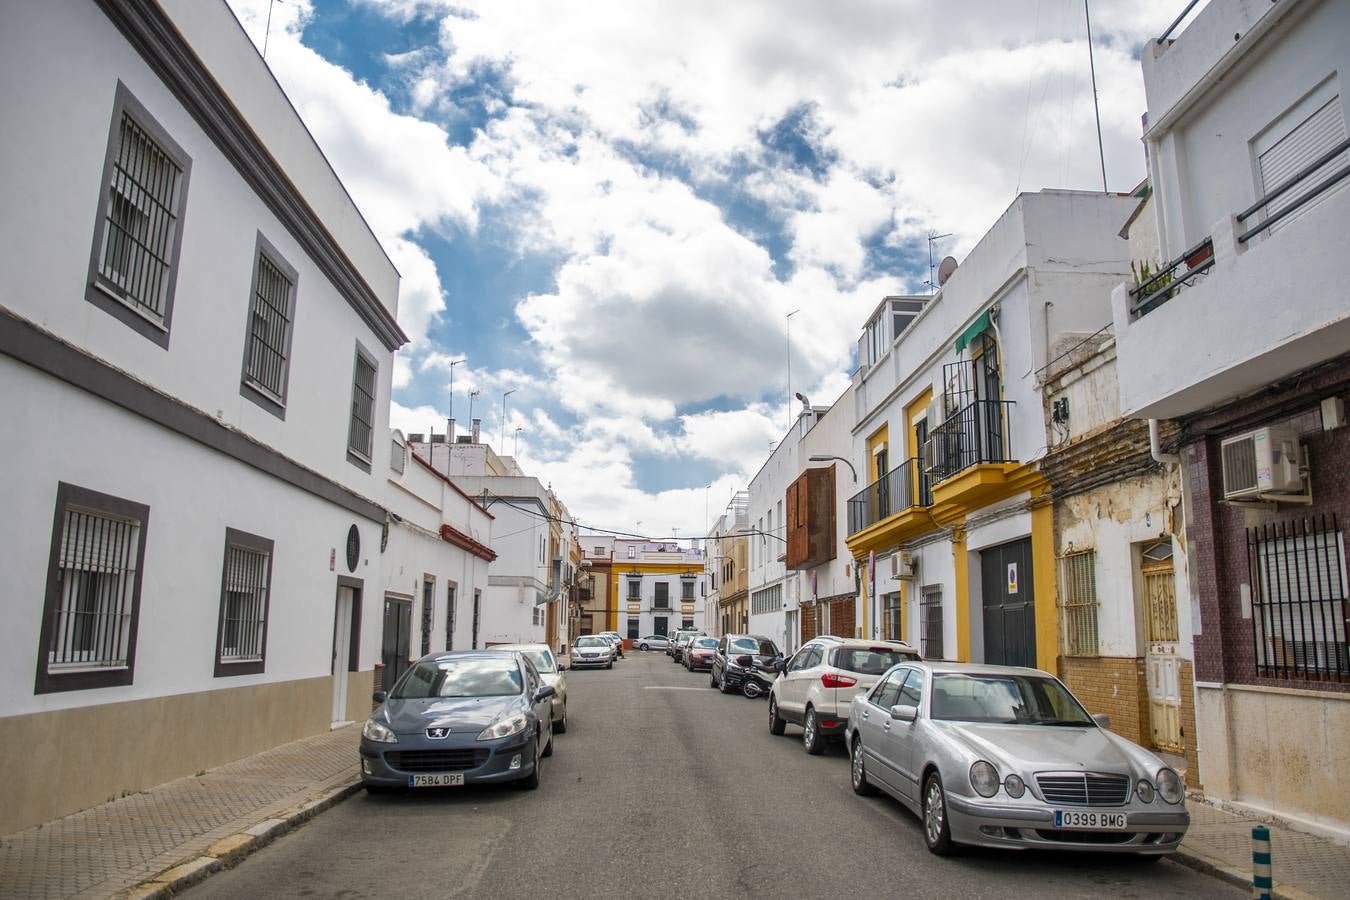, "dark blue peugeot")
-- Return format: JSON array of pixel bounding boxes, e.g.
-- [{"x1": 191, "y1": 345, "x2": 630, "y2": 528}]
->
[{"x1": 360, "y1": 650, "x2": 556, "y2": 792}]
